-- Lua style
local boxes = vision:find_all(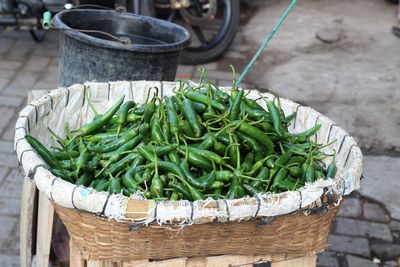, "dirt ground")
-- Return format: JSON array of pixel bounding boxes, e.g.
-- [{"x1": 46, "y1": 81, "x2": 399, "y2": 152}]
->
[{"x1": 228, "y1": 0, "x2": 400, "y2": 155}]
